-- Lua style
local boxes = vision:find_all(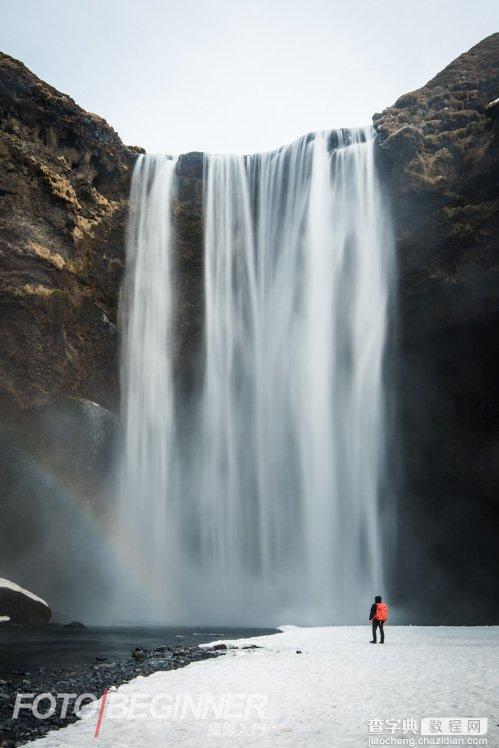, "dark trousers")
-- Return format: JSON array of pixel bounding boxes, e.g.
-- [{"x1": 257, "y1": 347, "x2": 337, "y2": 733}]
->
[{"x1": 372, "y1": 619, "x2": 385, "y2": 642}]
